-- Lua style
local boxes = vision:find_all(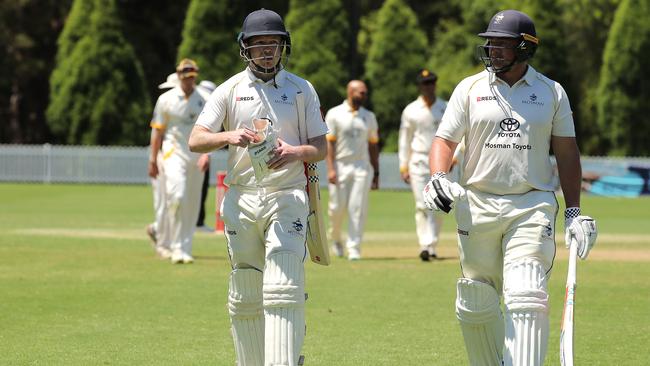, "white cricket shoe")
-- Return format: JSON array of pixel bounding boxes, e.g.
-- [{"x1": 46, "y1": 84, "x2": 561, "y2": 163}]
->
[
  {"x1": 171, "y1": 250, "x2": 184, "y2": 264},
  {"x1": 156, "y1": 246, "x2": 172, "y2": 259},
  {"x1": 332, "y1": 242, "x2": 344, "y2": 257},
  {"x1": 182, "y1": 253, "x2": 194, "y2": 264},
  {"x1": 348, "y1": 247, "x2": 361, "y2": 261}
]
